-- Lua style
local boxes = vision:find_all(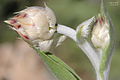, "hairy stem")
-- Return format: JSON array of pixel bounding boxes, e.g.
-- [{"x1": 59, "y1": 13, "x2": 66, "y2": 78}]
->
[
  {"x1": 57, "y1": 24, "x2": 101, "y2": 80},
  {"x1": 57, "y1": 24, "x2": 77, "y2": 41}
]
